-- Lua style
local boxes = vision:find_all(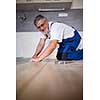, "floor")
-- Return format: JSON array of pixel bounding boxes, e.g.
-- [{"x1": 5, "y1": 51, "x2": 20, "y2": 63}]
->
[{"x1": 16, "y1": 58, "x2": 83, "y2": 100}]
